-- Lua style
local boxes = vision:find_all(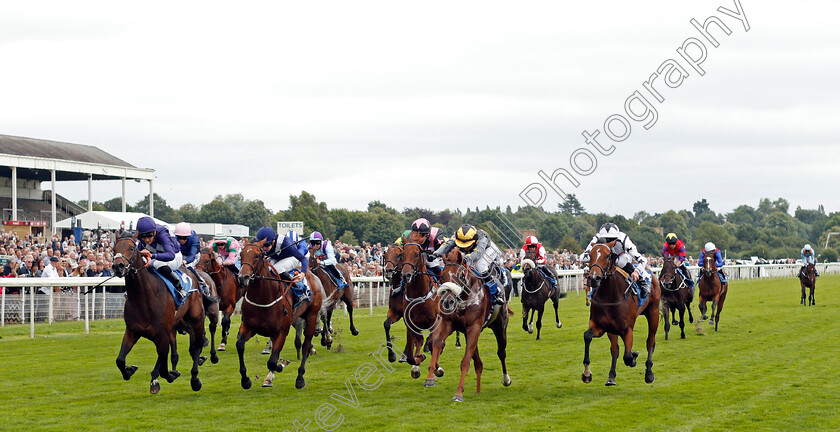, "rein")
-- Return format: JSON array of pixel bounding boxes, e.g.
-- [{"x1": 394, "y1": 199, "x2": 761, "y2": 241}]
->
[
  {"x1": 522, "y1": 257, "x2": 548, "y2": 295},
  {"x1": 588, "y1": 244, "x2": 633, "y2": 307},
  {"x1": 401, "y1": 242, "x2": 438, "y2": 302},
  {"x1": 239, "y1": 245, "x2": 289, "y2": 310}
]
